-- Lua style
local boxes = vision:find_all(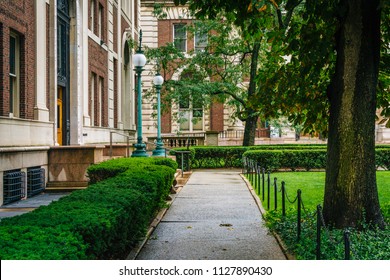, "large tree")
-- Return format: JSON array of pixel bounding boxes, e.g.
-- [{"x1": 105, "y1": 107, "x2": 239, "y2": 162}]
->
[{"x1": 177, "y1": 0, "x2": 389, "y2": 228}]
